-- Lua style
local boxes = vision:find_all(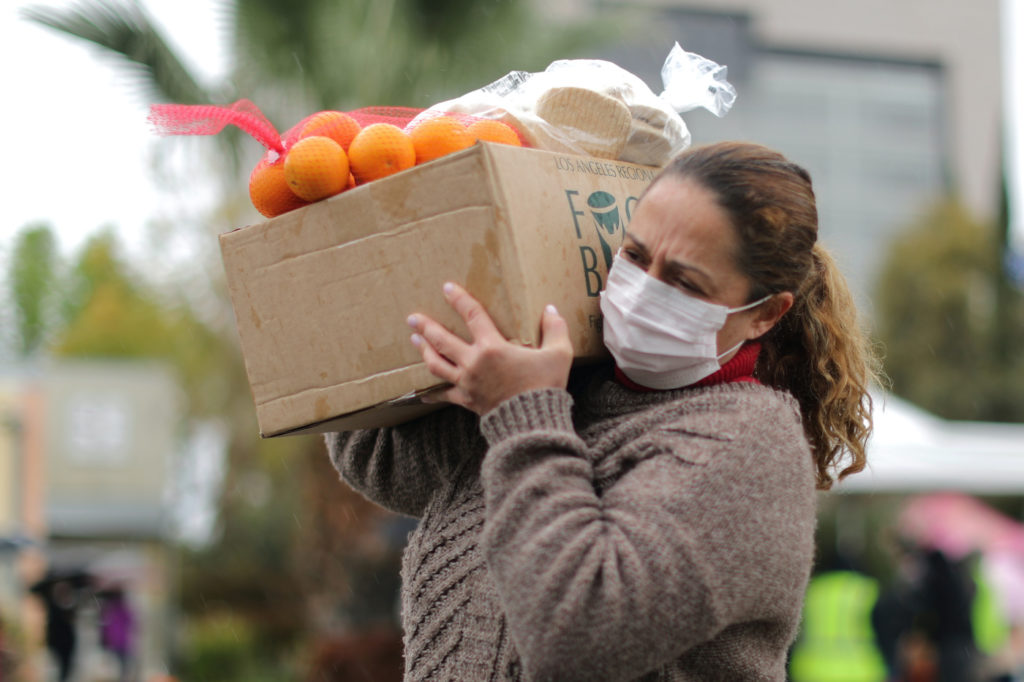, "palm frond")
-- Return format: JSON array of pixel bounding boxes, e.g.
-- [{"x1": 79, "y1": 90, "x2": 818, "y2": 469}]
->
[{"x1": 21, "y1": 0, "x2": 212, "y2": 105}]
